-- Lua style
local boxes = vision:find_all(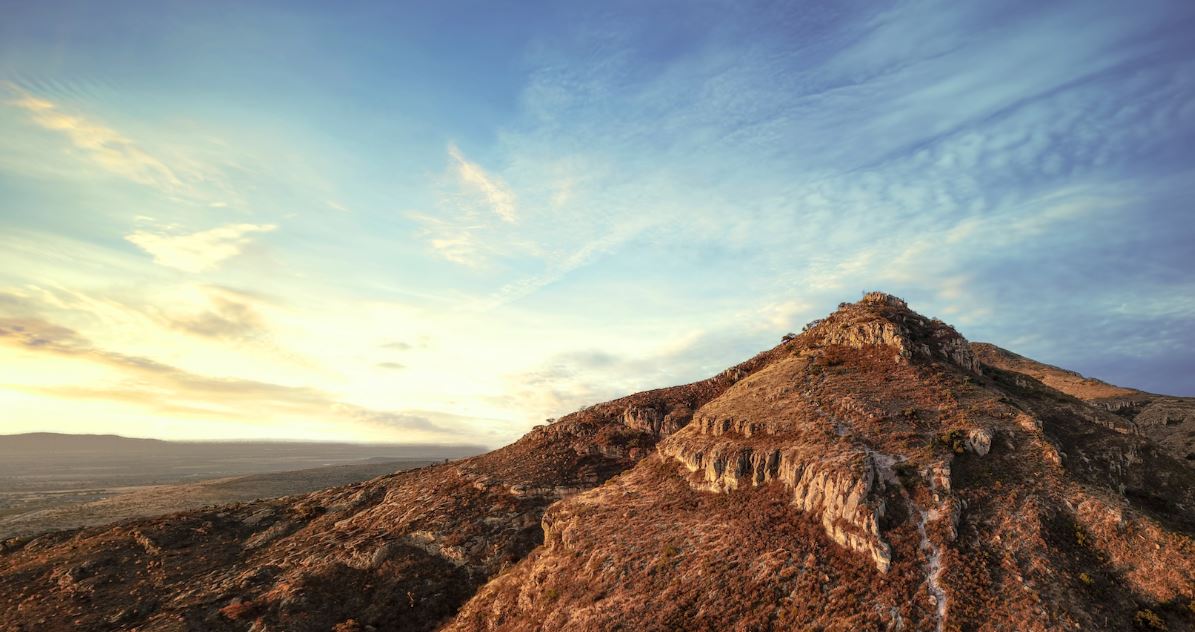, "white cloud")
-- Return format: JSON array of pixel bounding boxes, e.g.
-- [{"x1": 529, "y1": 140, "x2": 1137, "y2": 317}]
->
[
  {"x1": 125, "y1": 223, "x2": 276, "y2": 273},
  {"x1": 448, "y1": 144, "x2": 517, "y2": 222}
]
